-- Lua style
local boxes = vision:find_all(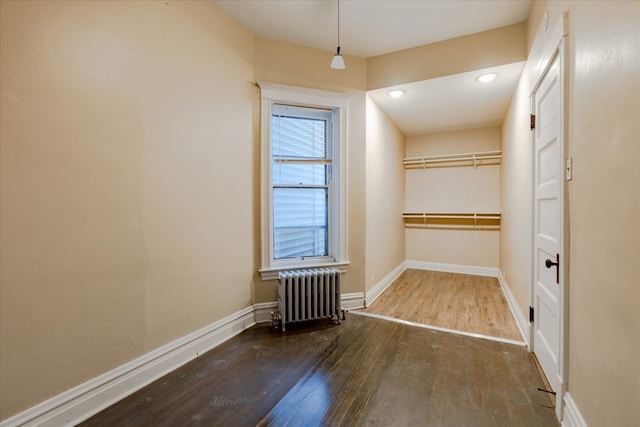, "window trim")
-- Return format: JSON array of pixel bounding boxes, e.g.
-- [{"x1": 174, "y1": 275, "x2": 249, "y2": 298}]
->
[{"x1": 258, "y1": 82, "x2": 350, "y2": 280}]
